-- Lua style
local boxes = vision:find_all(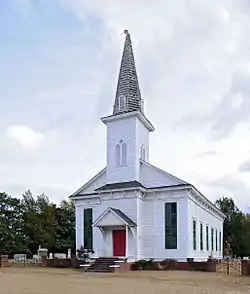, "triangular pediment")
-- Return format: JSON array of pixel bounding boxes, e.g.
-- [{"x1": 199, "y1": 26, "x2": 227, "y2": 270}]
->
[{"x1": 93, "y1": 208, "x2": 136, "y2": 227}]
